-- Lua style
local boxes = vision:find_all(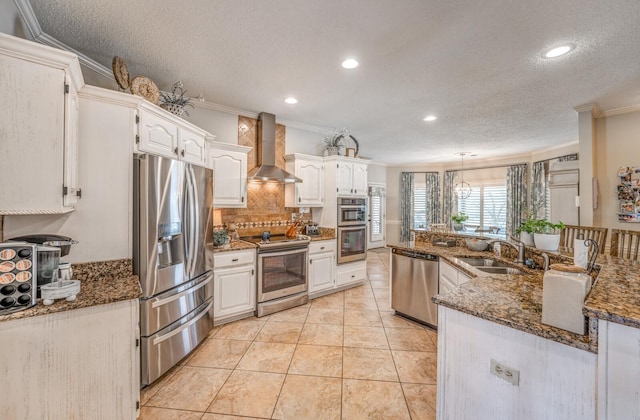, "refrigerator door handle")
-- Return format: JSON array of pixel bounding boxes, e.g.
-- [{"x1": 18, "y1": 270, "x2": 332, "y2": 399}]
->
[
  {"x1": 189, "y1": 165, "x2": 200, "y2": 276},
  {"x1": 184, "y1": 166, "x2": 194, "y2": 278}
]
